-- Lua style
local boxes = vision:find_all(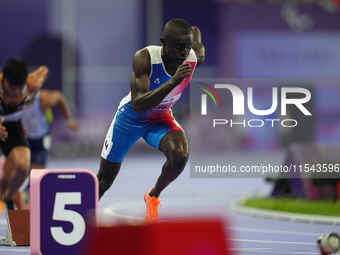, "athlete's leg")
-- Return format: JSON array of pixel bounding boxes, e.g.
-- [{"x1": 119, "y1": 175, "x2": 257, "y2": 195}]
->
[
  {"x1": 142, "y1": 111, "x2": 189, "y2": 198},
  {"x1": 98, "y1": 108, "x2": 144, "y2": 200},
  {"x1": 29, "y1": 136, "x2": 50, "y2": 170},
  {"x1": 0, "y1": 146, "x2": 30, "y2": 200},
  {"x1": 17, "y1": 158, "x2": 46, "y2": 208},
  {"x1": 0, "y1": 158, "x2": 16, "y2": 209},
  {"x1": 97, "y1": 158, "x2": 121, "y2": 199},
  {"x1": 30, "y1": 151, "x2": 48, "y2": 170},
  {"x1": 13, "y1": 146, "x2": 48, "y2": 209},
  {"x1": 0, "y1": 121, "x2": 30, "y2": 206},
  {"x1": 150, "y1": 129, "x2": 189, "y2": 197},
  {"x1": 11, "y1": 140, "x2": 48, "y2": 209},
  {"x1": 143, "y1": 127, "x2": 188, "y2": 221},
  {"x1": 12, "y1": 191, "x2": 23, "y2": 210}
]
